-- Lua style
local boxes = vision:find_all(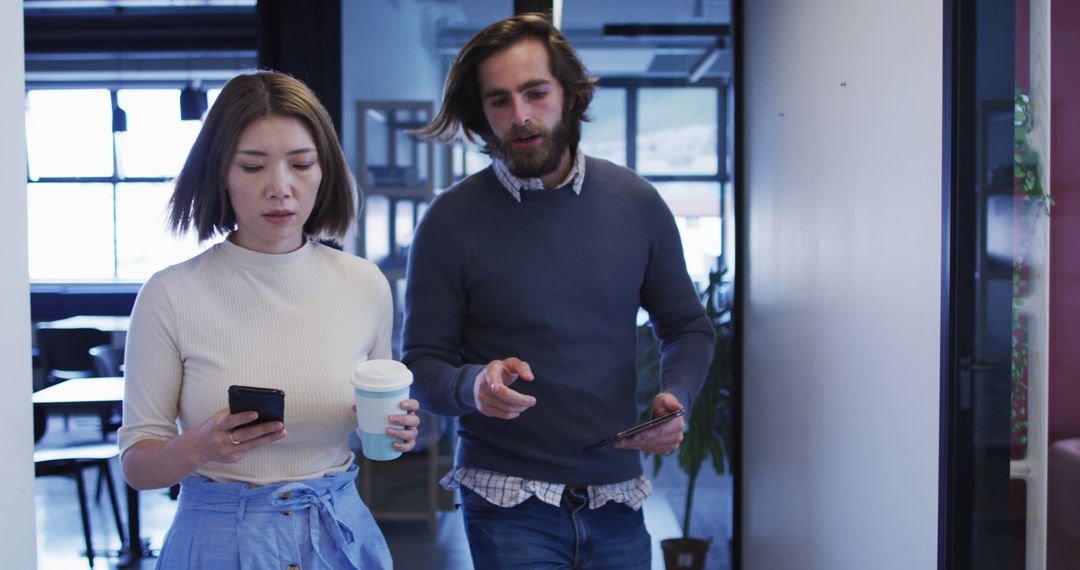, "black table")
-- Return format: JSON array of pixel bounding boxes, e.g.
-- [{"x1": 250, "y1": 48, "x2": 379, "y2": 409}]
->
[{"x1": 36, "y1": 315, "x2": 131, "y2": 348}]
